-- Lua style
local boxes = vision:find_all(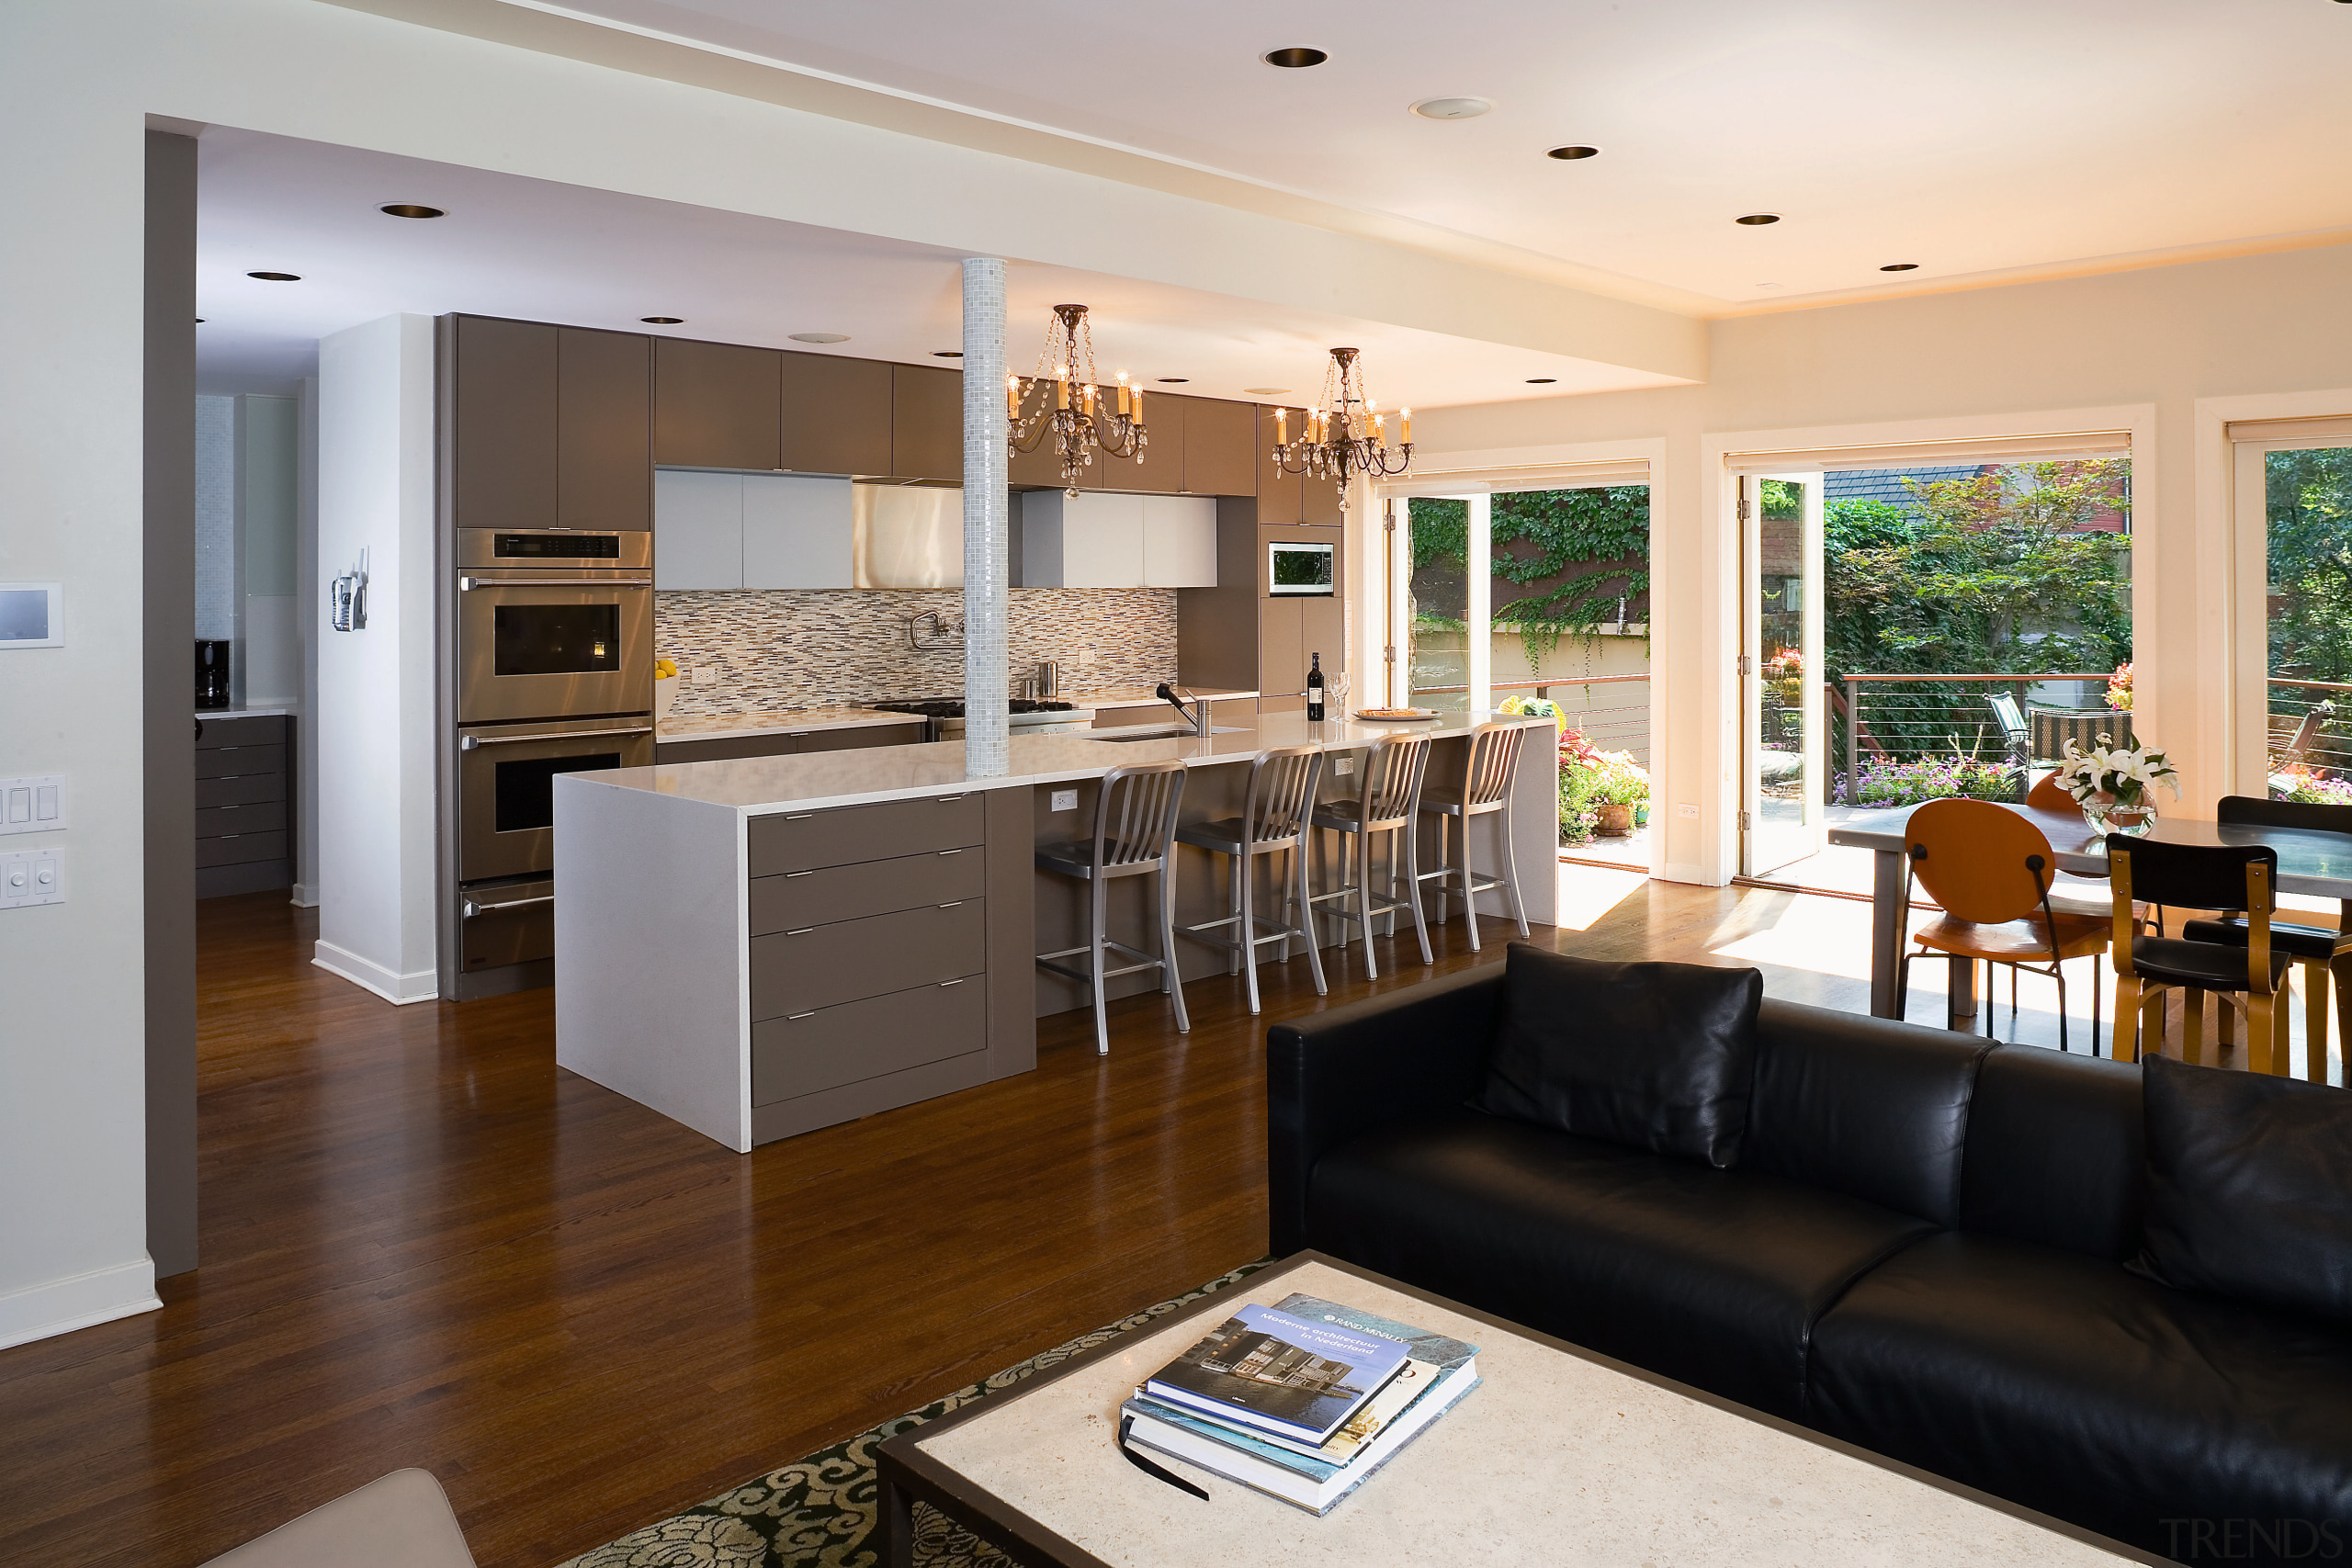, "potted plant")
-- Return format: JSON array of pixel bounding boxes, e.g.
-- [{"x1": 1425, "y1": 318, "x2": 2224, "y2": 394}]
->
[
  {"x1": 2053, "y1": 732, "x2": 2179, "y2": 835},
  {"x1": 1588, "y1": 751, "x2": 1650, "y2": 837}
]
